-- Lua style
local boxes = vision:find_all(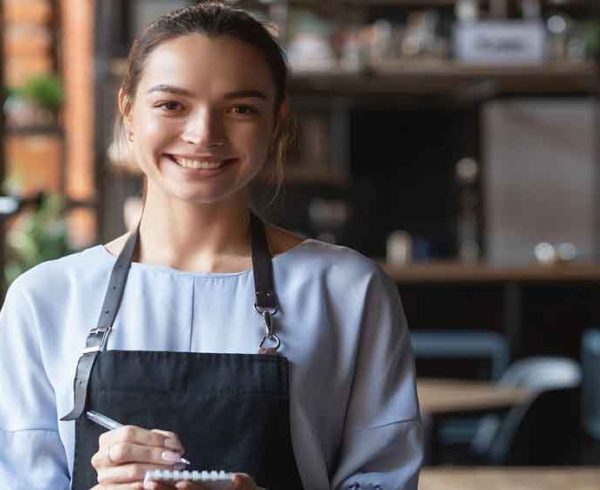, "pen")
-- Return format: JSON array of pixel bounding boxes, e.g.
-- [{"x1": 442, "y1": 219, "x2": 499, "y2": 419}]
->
[{"x1": 85, "y1": 410, "x2": 191, "y2": 466}]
